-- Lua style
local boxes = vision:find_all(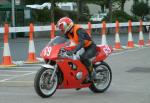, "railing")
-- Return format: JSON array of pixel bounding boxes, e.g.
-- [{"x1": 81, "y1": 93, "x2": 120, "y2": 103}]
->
[
  {"x1": 0, "y1": 20, "x2": 150, "y2": 67},
  {"x1": 0, "y1": 21, "x2": 150, "y2": 33}
]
